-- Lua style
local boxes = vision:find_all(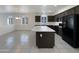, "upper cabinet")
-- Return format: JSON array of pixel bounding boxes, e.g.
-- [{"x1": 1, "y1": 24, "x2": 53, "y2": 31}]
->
[
  {"x1": 35, "y1": 16, "x2": 40, "y2": 22},
  {"x1": 35, "y1": 6, "x2": 79, "y2": 22},
  {"x1": 54, "y1": 12, "x2": 65, "y2": 22},
  {"x1": 66, "y1": 8, "x2": 75, "y2": 15},
  {"x1": 75, "y1": 6, "x2": 79, "y2": 14},
  {"x1": 48, "y1": 16, "x2": 55, "y2": 22},
  {"x1": 35, "y1": 16, "x2": 55, "y2": 22},
  {"x1": 54, "y1": 6, "x2": 76, "y2": 22}
]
